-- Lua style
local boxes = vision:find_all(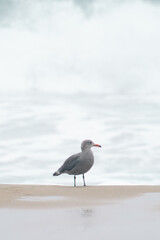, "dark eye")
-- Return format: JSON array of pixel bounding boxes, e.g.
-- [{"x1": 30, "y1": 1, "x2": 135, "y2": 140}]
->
[{"x1": 88, "y1": 141, "x2": 92, "y2": 144}]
